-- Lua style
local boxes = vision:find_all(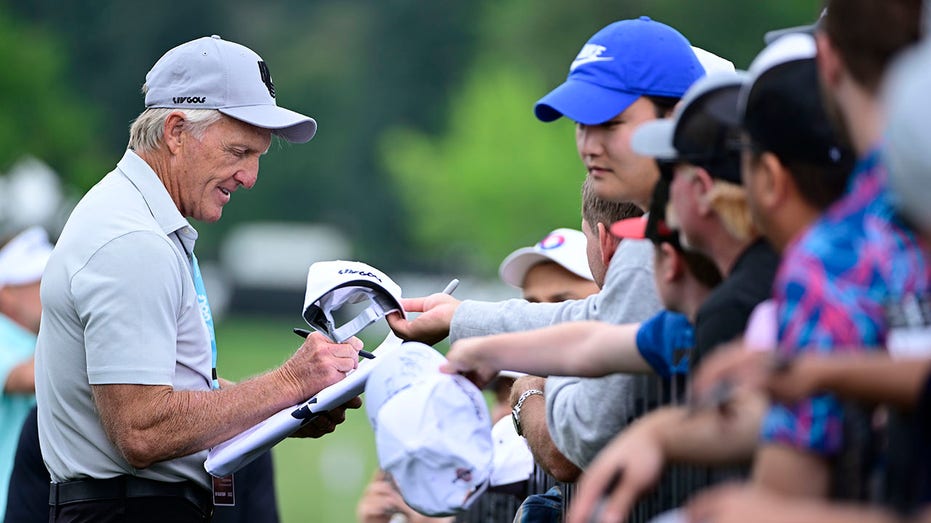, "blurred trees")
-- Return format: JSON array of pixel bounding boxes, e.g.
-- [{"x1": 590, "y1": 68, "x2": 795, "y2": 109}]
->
[
  {"x1": 381, "y1": 60, "x2": 583, "y2": 271},
  {"x1": 3, "y1": 0, "x2": 821, "y2": 275},
  {"x1": 0, "y1": 4, "x2": 108, "y2": 195}
]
